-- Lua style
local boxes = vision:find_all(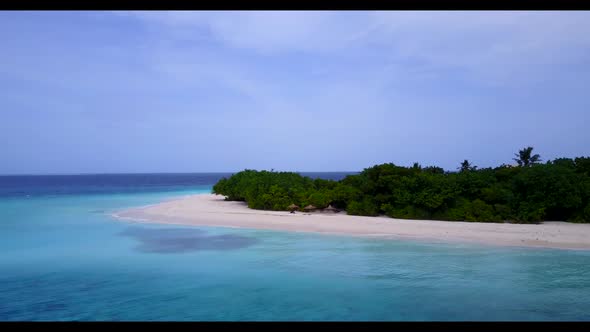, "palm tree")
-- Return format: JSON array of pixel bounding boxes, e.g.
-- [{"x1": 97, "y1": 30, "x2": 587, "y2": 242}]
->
[
  {"x1": 458, "y1": 160, "x2": 477, "y2": 172},
  {"x1": 513, "y1": 146, "x2": 541, "y2": 167}
]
